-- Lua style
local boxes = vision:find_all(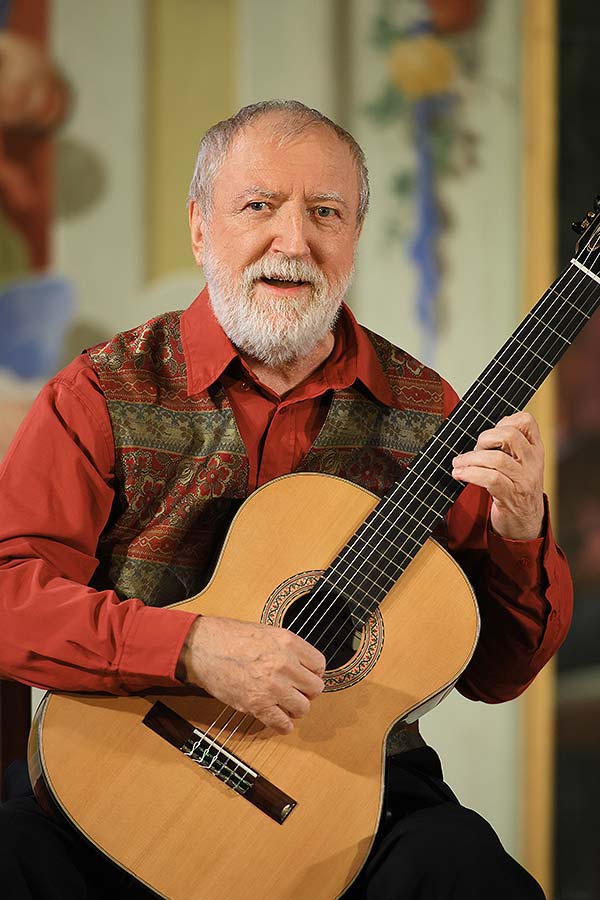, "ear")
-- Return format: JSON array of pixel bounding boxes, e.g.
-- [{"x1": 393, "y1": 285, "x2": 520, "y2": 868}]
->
[{"x1": 189, "y1": 200, "x2": 206, "y2": 266}]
